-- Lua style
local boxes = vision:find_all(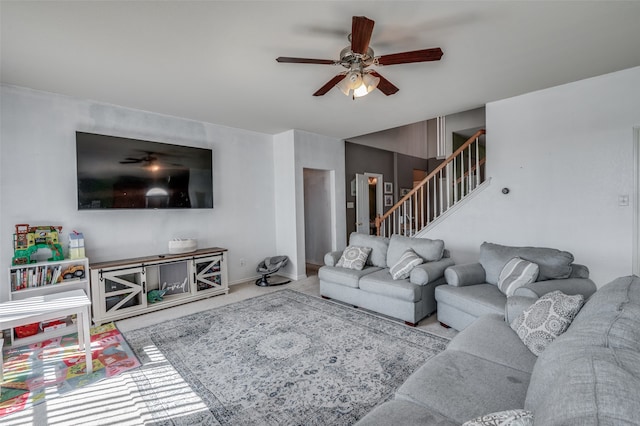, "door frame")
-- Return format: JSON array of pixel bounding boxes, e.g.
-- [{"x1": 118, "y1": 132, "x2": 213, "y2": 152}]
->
[
  {"x1": 633, "y1": 126, "x2": 640, "y2": 275},
  {"x1": 355, "y1": 172, "x2": 384, "y2": 234}
]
